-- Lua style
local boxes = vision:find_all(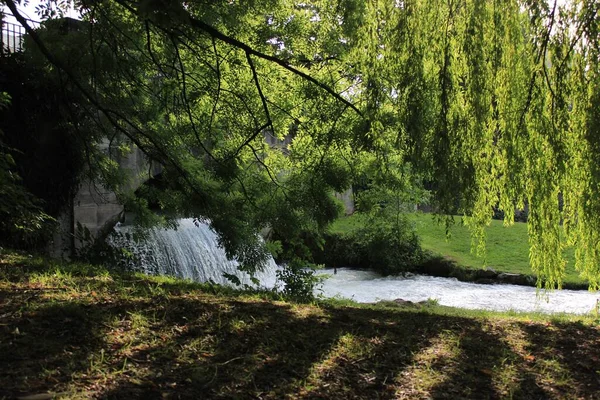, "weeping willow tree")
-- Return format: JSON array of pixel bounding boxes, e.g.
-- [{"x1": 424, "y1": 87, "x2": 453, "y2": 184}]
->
[
  {"x1": 3, "y1": 0, "x2": 600, "y2": 289},
  {"x1": 329, "y1": 0, "x2": 600, "y2": 290}
]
